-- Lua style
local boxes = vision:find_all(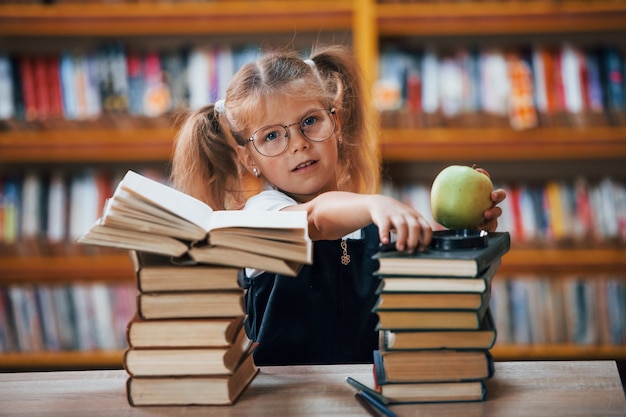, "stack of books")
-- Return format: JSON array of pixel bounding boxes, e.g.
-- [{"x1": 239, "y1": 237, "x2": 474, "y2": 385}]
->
[
  {"x1": 124, "y1": 251, "x2": 258, "y2": 406},
  {"x1": 371, "y1": 231, "x2": 511, "y2": 404},
  {"x1": 77, "y1": 170, "x2": 313, "y2": 405}
]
